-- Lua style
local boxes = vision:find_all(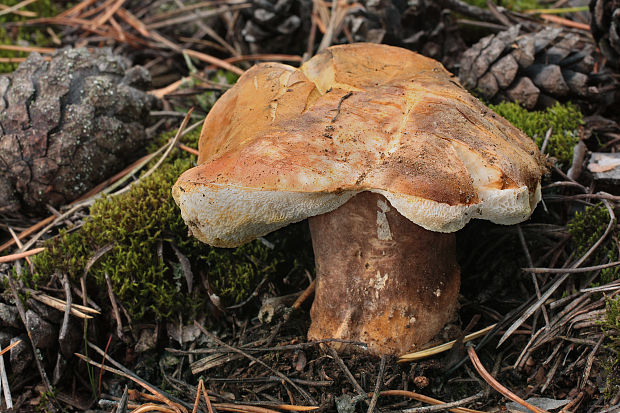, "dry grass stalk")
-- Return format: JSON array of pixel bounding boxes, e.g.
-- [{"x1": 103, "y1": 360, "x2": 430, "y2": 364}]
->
[
  {"x1": 28, "y1": 290, "x2": 97, "y2": 319},
  {"x1": 399, "y1": 324, "x2": 497, "y2": 362}
]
